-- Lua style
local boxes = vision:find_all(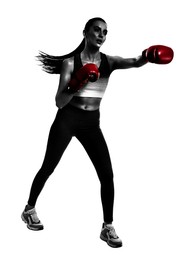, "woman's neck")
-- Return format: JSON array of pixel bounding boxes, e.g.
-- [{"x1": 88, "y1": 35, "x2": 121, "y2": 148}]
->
[{"x1": 81, "y1": 46, "x2": 101, "y2": 63}]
